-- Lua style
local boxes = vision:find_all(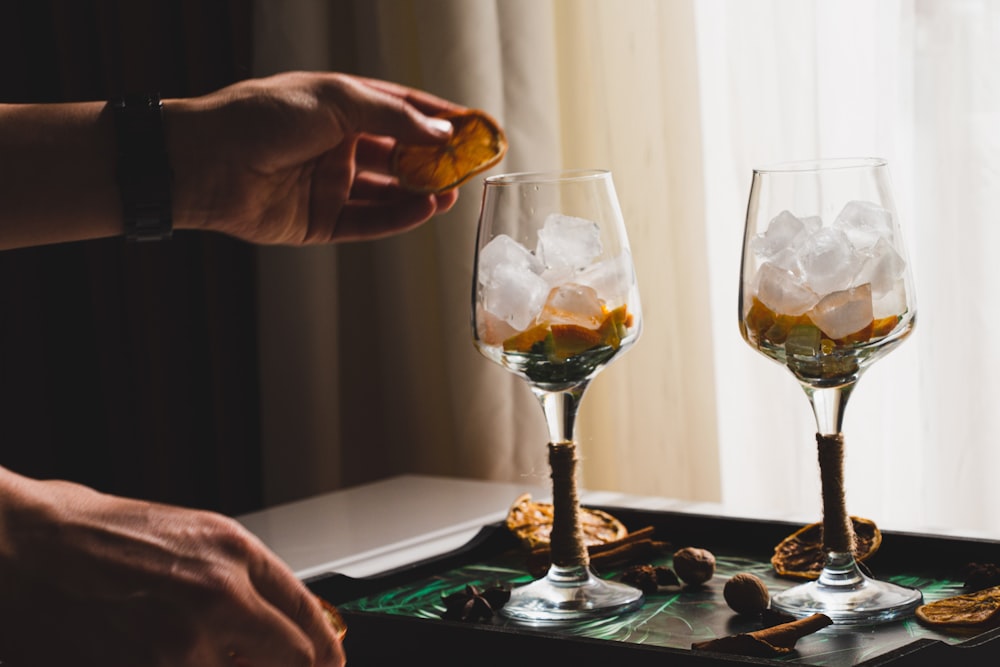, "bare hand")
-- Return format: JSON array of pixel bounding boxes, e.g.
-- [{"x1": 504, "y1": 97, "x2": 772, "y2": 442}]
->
[
  {"x1": 0, "y1": 473, "x2": 343, "y2": 667},
  {"x1": 168, "y1": 71, "x2": 463, "y2": 245}
]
